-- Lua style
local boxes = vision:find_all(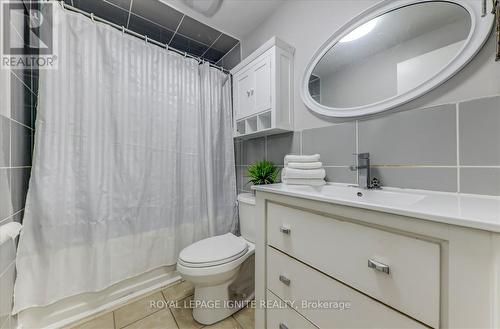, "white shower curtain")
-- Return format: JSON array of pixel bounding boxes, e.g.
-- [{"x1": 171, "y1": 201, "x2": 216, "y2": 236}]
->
[{"x1": 13, "y1": 4, "x2": 237, "y2": 312}]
